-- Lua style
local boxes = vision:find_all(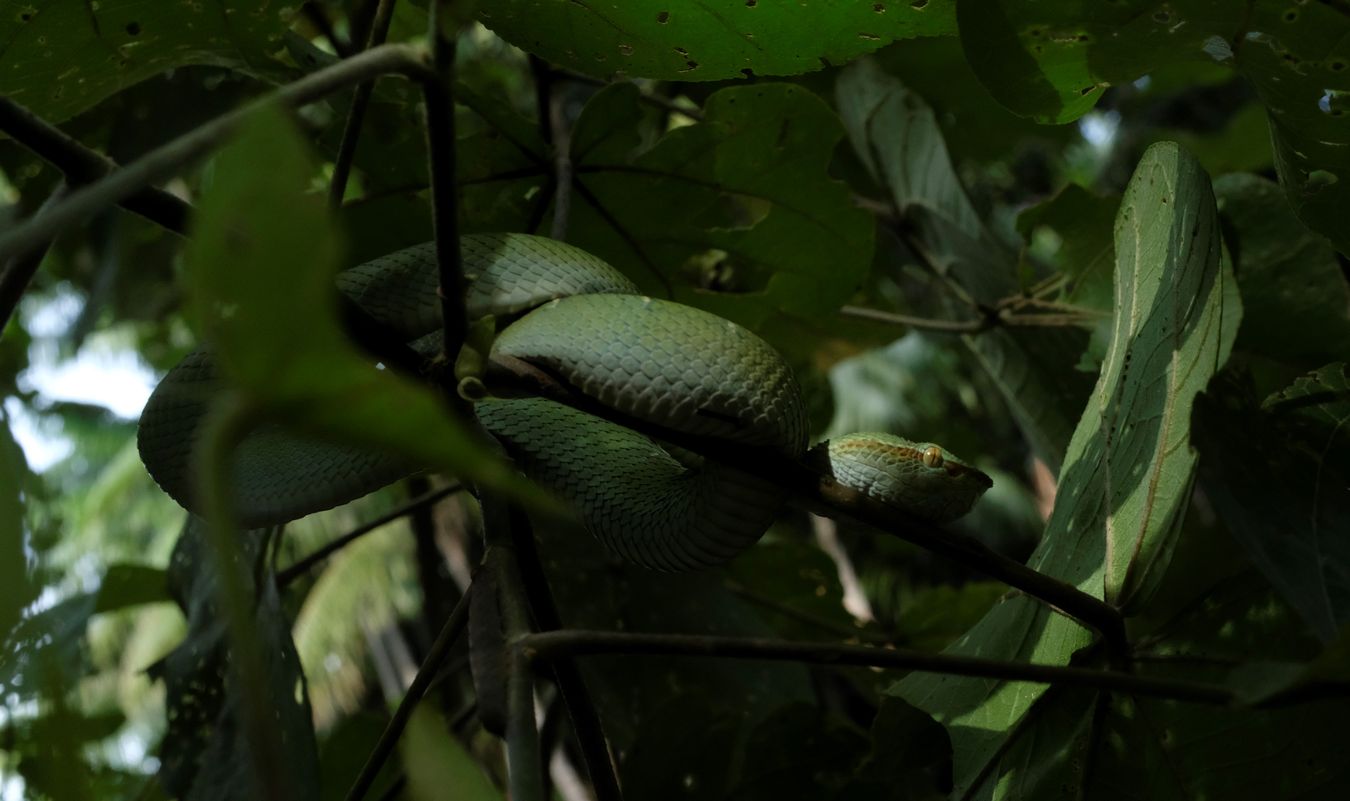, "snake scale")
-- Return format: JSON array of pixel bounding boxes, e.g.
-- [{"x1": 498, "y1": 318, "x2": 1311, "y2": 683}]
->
[{"x1": 138, "y1": 233, "x2": 992, "y2": 571}]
